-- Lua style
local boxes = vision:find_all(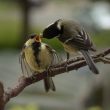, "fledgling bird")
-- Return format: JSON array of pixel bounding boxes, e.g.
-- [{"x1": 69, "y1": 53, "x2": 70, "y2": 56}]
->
[
  {"x1": 20, "y1": 34, "x2": 57, "y2": 92},
  {"x1": 42, "y1": 19, "x2": 99, "y2": 74}
]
